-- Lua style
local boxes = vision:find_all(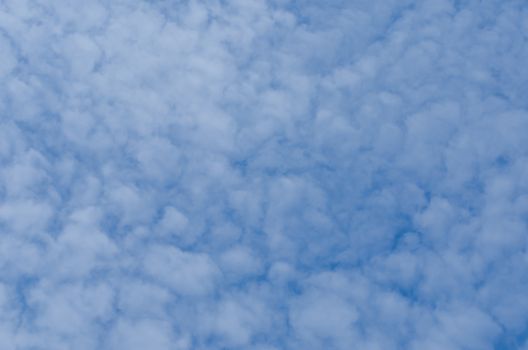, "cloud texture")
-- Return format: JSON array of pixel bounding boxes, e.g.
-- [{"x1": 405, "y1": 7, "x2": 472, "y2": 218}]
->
[{"x1": 0, "y1": 0, "x2": 528, "y2": 349}]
